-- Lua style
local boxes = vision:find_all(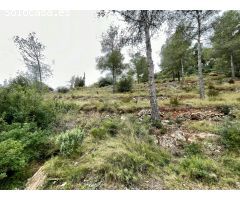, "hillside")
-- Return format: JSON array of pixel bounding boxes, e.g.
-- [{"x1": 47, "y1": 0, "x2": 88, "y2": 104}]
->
[{"x1": 24, "y1": 74, "x2": 240, "y2": 190}]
